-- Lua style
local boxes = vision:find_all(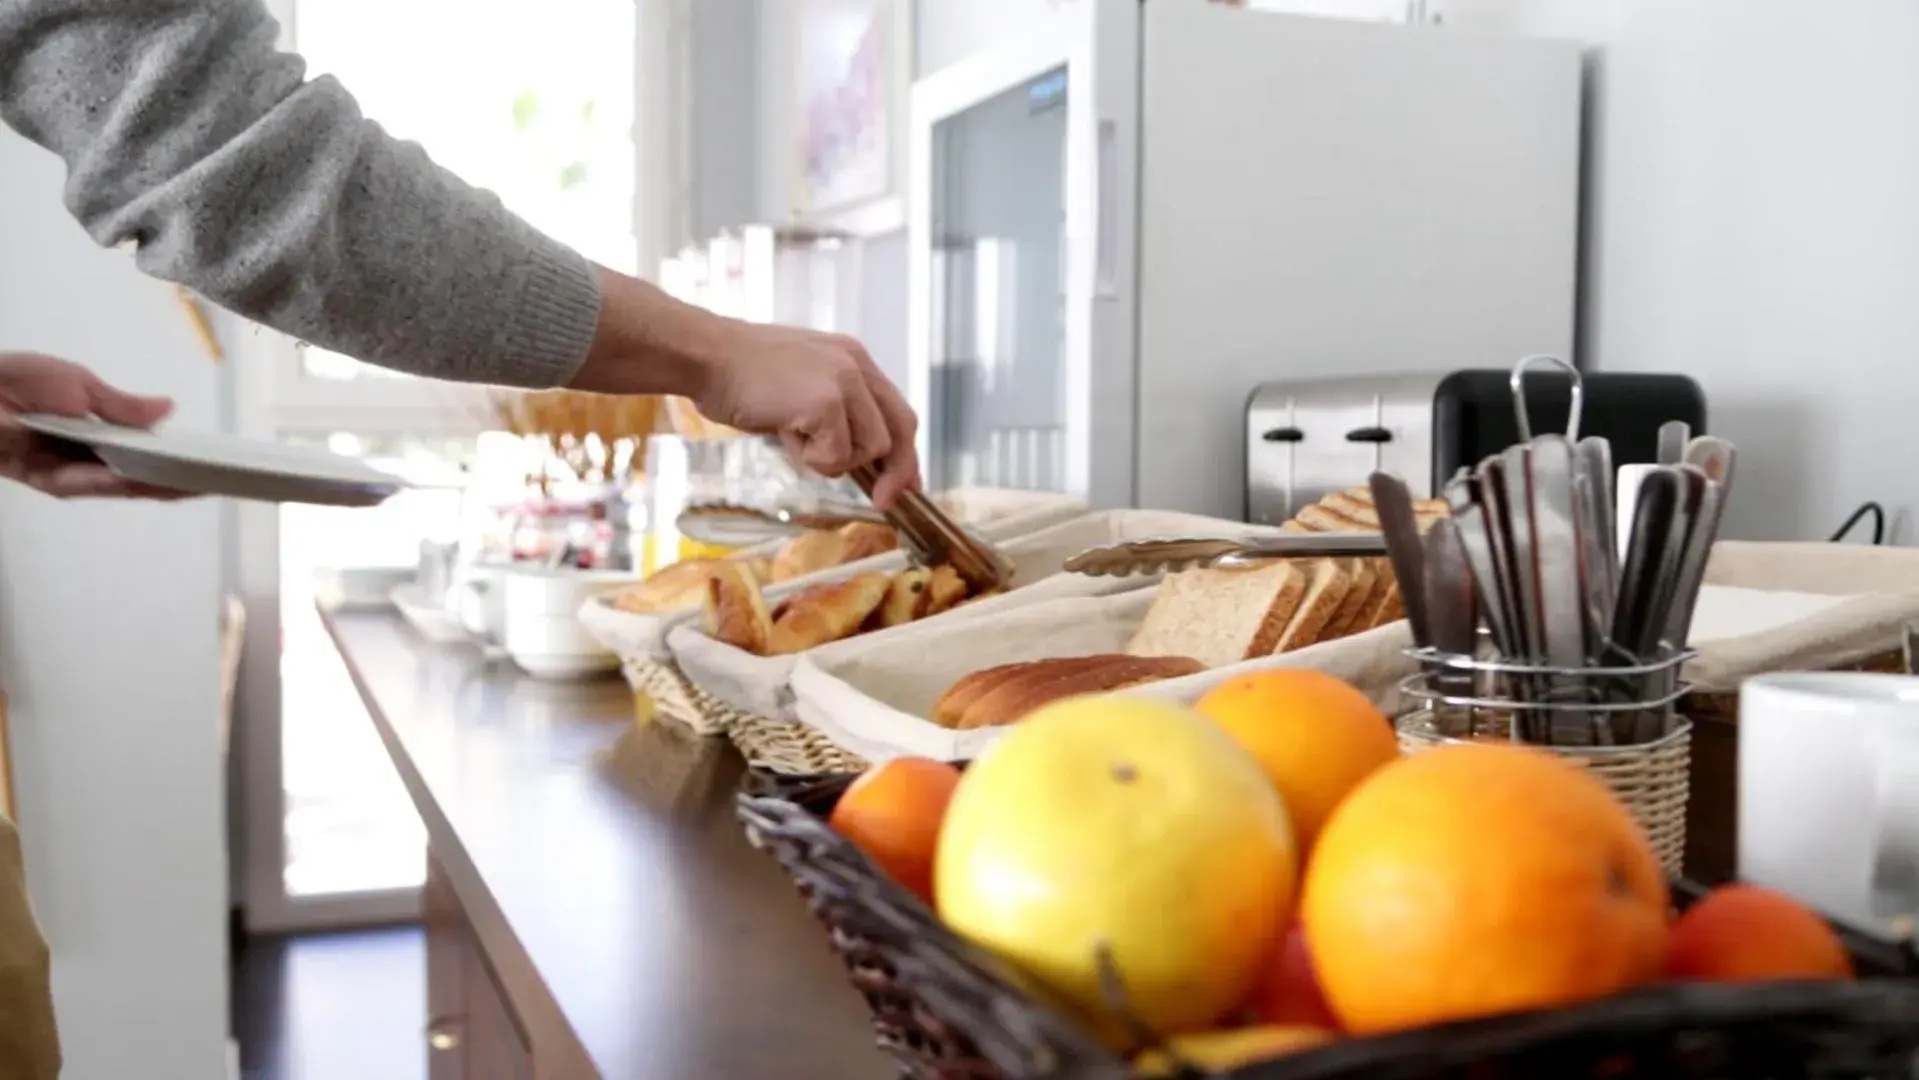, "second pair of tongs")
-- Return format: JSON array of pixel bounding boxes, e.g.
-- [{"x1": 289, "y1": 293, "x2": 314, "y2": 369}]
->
[
  {"x1": 849, "y1": 464, "x2": 1014, "y2": 592},
  {"x1": 1063, "y1": 532, "x2": 1388, "y2": 577}
]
